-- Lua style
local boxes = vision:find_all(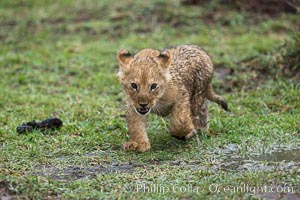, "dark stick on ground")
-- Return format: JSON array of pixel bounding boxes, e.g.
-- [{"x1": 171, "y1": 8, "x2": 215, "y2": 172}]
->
[{"x1": 17, "y1": 117, "x2": 63, "y2": 134}]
